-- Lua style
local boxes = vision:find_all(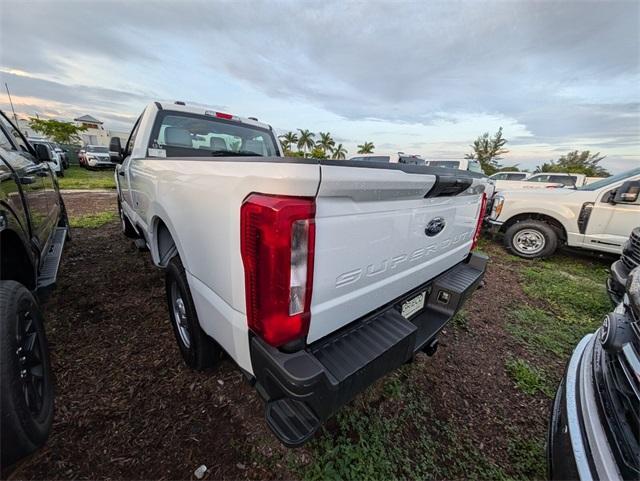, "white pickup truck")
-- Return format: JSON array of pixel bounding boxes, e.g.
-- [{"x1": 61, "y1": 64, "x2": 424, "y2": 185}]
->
[
  {"x1": 491, "y1": 172, "x2": 589, "y2": 192},
  {"x1": 487, "y1": 167, "x2": 640, "y2": 258},
  {"x1": 109, "y1": 101, "x2": 490, "y2": 446}
]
